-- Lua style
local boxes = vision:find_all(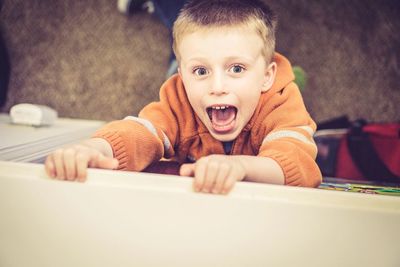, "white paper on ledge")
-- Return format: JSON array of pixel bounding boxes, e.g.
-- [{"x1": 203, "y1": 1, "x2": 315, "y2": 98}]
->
[
  {"x1": 0, "y1": 161, "x2": 399, "y2": 267},
  {"x1": 0, "y1": 114, "x2": 104, "y2": 162}
]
